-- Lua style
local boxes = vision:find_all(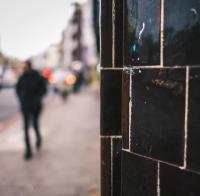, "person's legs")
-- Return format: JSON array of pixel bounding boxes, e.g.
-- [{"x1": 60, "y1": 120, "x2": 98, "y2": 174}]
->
[
  {"x1": 22, "y1": 111, "x2": 32, "y2": 159},
  {"x1": 33, "y1": 106, "x2": 42, "y2": 150}
]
